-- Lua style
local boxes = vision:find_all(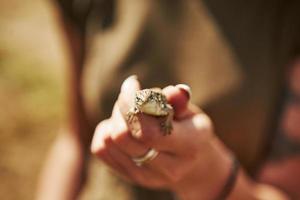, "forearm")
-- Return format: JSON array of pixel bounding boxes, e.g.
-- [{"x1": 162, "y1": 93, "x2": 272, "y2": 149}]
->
[
  {"x1": 36, "y1": 131, "x2": 86, "y2": 200},
  {"x1": 174, "y1": 137, "x2": 289, "y2": 200},
  {"x1": 227, "y1": 170, "x2": 289, "y2": 200}
]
